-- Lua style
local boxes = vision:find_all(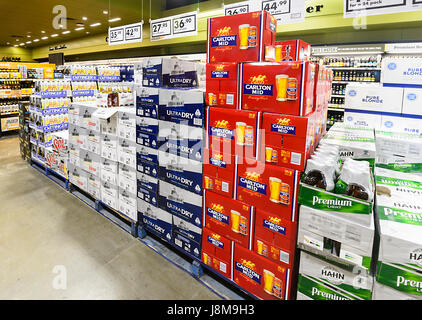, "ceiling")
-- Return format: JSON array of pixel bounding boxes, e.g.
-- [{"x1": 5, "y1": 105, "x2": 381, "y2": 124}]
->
[{"x1": 0, "y1": 0, "x2": 160, "y2": 48}]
